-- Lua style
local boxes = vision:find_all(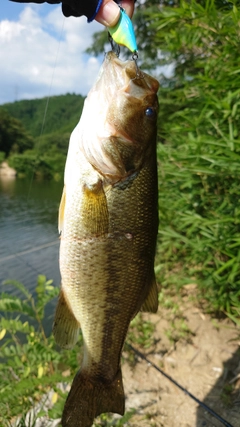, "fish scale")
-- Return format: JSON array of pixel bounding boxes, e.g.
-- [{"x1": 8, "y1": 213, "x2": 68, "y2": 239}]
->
[{"x1": 53, "y1": 52, "x2": 159, "y2": 427}]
